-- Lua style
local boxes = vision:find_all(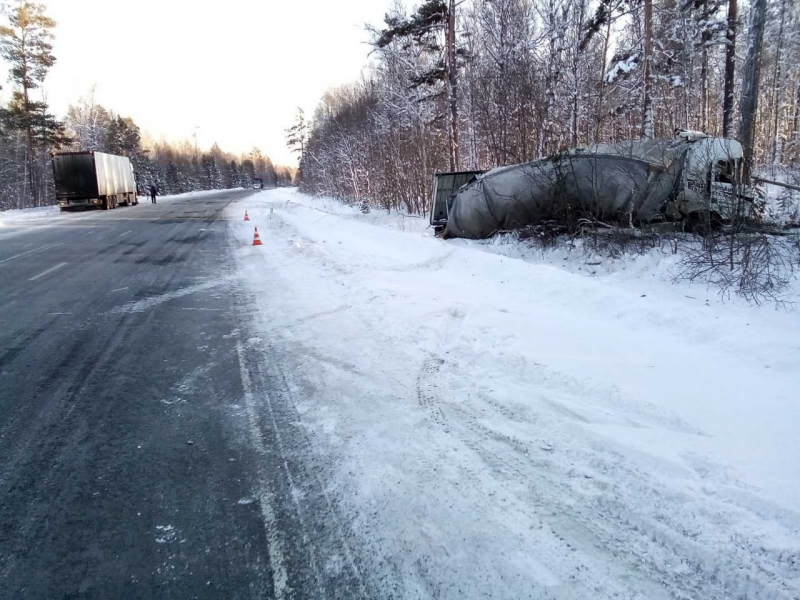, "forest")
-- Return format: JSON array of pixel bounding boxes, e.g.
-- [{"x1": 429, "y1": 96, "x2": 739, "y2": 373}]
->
[
  {"x1": 295, "y1": 0, "x2": 799, "y2": 218},
  {"x1": 0, "y1": 1, "x2": 292, "y2": 212}
]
